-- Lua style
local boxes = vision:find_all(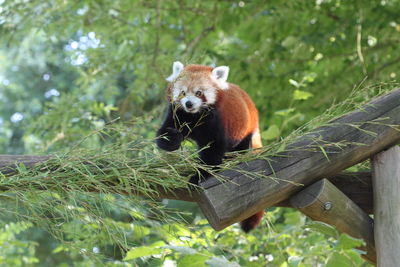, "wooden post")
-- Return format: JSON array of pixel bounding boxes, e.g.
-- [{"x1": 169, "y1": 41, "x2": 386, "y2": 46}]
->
[
  {"x1": 290, "y1": 179, "x2": 376, "y2": 264},
  {"x1": 372, "y1": 146, "x2": 400, "y2": 267}
]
